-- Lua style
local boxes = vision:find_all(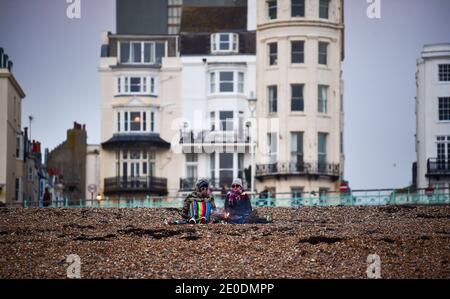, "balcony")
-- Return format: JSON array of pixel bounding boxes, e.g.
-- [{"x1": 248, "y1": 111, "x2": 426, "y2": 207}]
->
[
  {"x1": 179, "y1": 130, "x2": 250, "y2": 145},
  {"x1": 104, "y1": 176, "x2": 168, "y2": 196},
  {"x1": 180, "y1": 177, "x2": 249, "y2": 191},
  {"x1": 255, "y1": 161, "x2": 340, "y2": 181},
  {"x1": 427, "y1": 158, "x2": 450, "y2": 177}
]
